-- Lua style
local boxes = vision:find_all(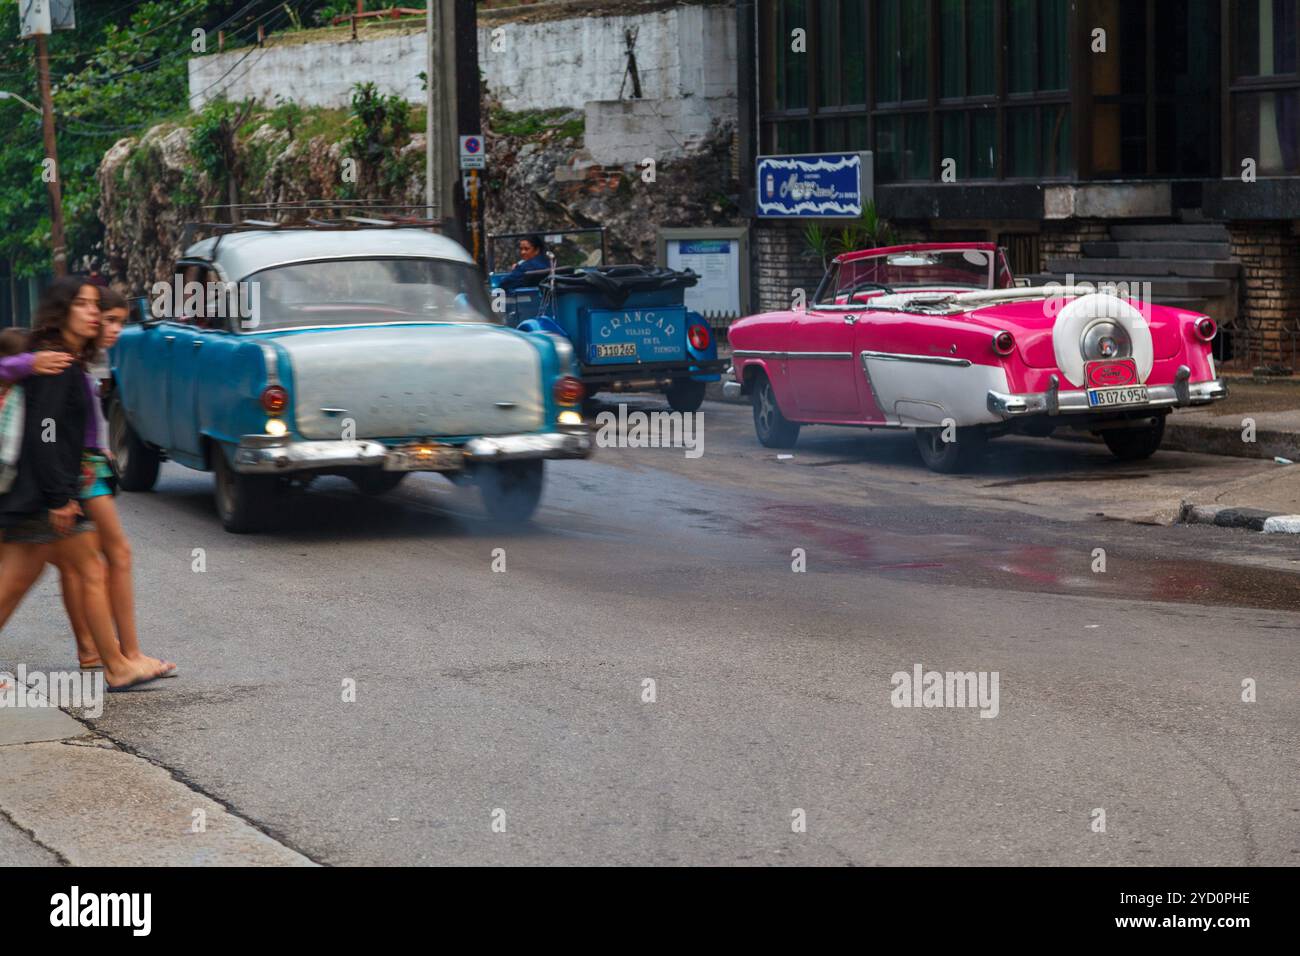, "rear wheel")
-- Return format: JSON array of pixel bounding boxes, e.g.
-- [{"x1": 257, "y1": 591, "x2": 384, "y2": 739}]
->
[
  {"x1": 352, "y1": 471, "x2": 407, "y2": 495},
  {"x1": 752, "y1": 375, "x2": 800, "y2": 448},
  {"x1": 665, "y1": 379, "x2": 706, "y2": 413},
  {"x1": 1102, "y1": 415, "x2": 1166, "y2": 461},
  {"x1": 478, "y1": 460, "x2": 544, "y2": 522},
  {"x1": 914, "y1": 425, "x2": 986, "y2": 473},
  {"x1": 108, "y1": 395, "x2": 160, "y2": 492},
  {"x1": 213, "y1": 446, "x2": 277, "y2": 533}
]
